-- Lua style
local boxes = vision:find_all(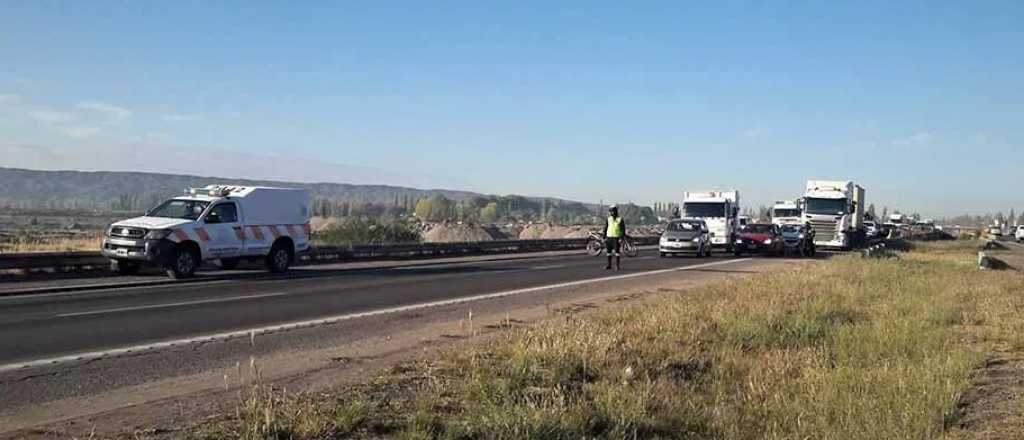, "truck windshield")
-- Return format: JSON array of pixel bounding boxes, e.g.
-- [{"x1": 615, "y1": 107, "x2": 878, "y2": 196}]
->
[
  {"x1": 683, "y1": 202, "x2": 726, "y2": 218},
  {"x1": 147, "y1": 199, "x2": 211, "y2": 220},
  {"x1": 804, "y1": 198, "x2": 846, "y2": 215},
  {"x1": 773, "y1": 209, "x2": 801, "y2": 218}
]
